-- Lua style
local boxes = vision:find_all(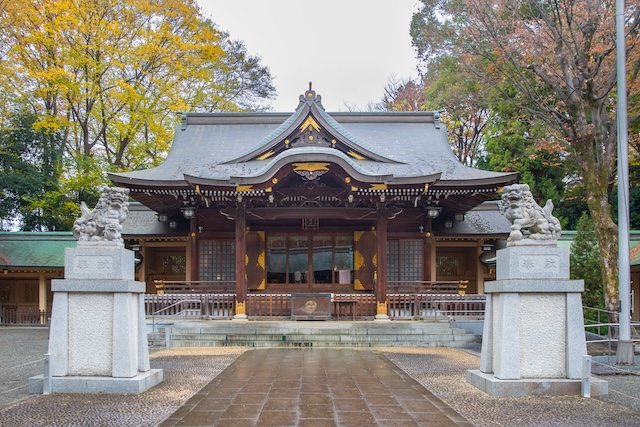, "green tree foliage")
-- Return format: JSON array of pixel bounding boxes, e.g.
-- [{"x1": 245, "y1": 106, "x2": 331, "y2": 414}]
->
[
  {"x1": 411, "y1": 0, "x2": 640, "y2": 316},
  {"x1": 422, "y1": 56, "x2": 489, "y2": 167},
  {"x1": 0, "y1": 107, "x2": 76, "y2": 230},
  {"x1": 570, "y1": 212, "x2": 606, "y2": 333},
  {"x1": 375, "y1": 57, "x2": 490, "y2": 167},
  {"x1": 0, "y1": 0, "x2": 275, "y2": 229},
  {"x1": 479, "y1": 87, "x2": 568, "y2": 213},
  {"x1": 571, "y1": 212, "x2": 604, "y2": 308}
]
